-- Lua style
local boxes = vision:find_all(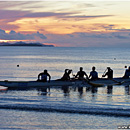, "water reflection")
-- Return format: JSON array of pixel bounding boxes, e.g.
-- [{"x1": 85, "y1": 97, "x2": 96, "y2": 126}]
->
[
  {"x1": 91, "y1": 87, "x2": 98, "y2": 95},
  {"x1": 107, "y1": 85, "x2": 113, "y2": 95},
  {"x1": 86, "y1": 86, "x2": 98, "y2": 102},
  {"x1": 86, "y1": 86, "x2": 98, "y2": 97},
  {"x1": 36, "y1": 85, "x2": 99, "y2": 98},
  {"x1": 78, "y1": 87, "x2": 83, "y2": 98},
  {"x1": 106, "y1": 85, "x2": 113, "y2": 102},
  {"x1": 37, "y1": 87, "x2": 50, "y2": 95},
  {"x1": 90, "y1": 87, "x2": 98, "y2": 102},
  {"x1": 62, "y1": 86, "x2": 70, "y2": 97},
  {"x1": 4, "y1": 84, "x2": 130, "y2": 101},
  {"x1": 125, "y1": 85, "x2": 130, "y2": 95}
]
